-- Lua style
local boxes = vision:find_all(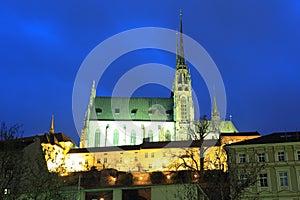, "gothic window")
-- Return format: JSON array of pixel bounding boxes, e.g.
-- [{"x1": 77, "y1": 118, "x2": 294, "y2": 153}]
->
[
  {"x1": 180, "y1": 96, "x2": 187, "y2": 121},
  {"x1": 131, "y1": 130, "x2": 136, "y2": 145},
  {"x1": 94, "y1": 129, "x2": 101, "y2": 147},
  {"x1": 148, "y1": 130, "x2": 153, "y2": 142},
  {"x1": 113, "y1": 129, "x2": 119, "y2": 146},
  {"x1": 184, "y1": 75, "x2": 188, "y2": 84},
  {"x1": 178, "y1": 74, "x2": 182, "y2": 84},
  {"x1": 165, "y1": 130, "x2": 171, "y2": 141}
]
